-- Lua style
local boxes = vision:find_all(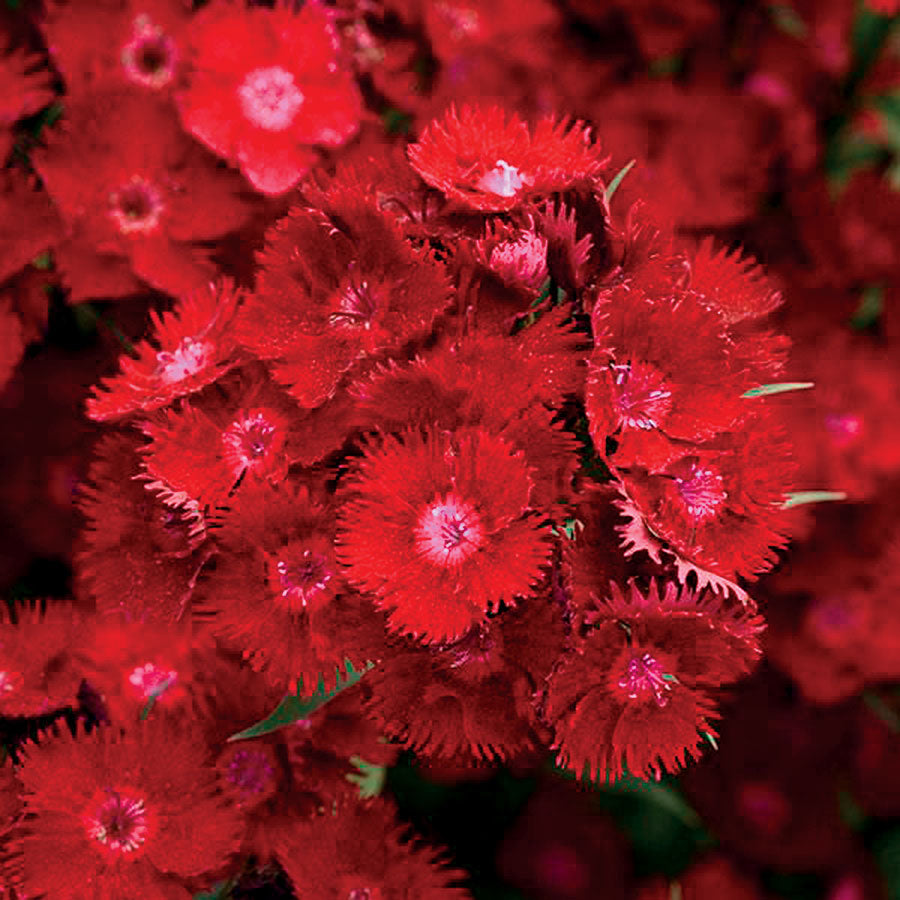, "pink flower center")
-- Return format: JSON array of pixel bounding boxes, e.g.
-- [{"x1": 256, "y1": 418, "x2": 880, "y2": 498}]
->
[
  {"x1": 535, "y1": 844, "x2": 590, "y2": 895},
  {"x1": 108, "y1": 175, "x2": 164, "y2": 235},
  {"x1": 226, "y1": 748, "x2": 275, "y2": 795},
  {"x1": 618, "y1": 651, "x2": 674, "y2": 708},
  {"x1": 128, "y1": 662, "x2": 177, "y2": 701},
  {"x1": 155, "y1": 337, "x2": 214, "y2": 384},
  {"x1": 0, "y1": 670, "x2": 21, "y2": 695},
  {"x1": 675, "y1": 465, "x2": 727, "y2": 520},
  {"x1": 415, "y1": 494, "x2": 484, "y2": 567},
  {"x1": 824, "y1": 412, "x2": 863, "y2": 448},
  {"x1": 489, "y1": 231, "x2": 549, "y2": 290},
  {"x1": 222, "y1": 412, "x2": 278, "y2": 474},
  {"x1": 348, "y1": 891, "x2": 372, "y2": 900},
  {"x1": 238, "y1": 66, "x2": 305, "y2": 132},
  {"x1": 805, "y1": 594, "x2": 866, "y2": 649},
  {"x1": 612, "y1": 362, "x2": 673, "y2": 430},
  {"x1": 87, "y1": 790, "x2": 149, "y2": 853},
  {"x1": 121, "y1": 14, "x2": 177, "y2": 88},
  {"x1": 275, "y1": 549, "x2": 333, "y2": 609},
  {"x1": 477, "y1": 159, "x2": 527, "y2": 198},
  {"x1": 329, "y1": 277, "x2": 381, "y2": 330},
  {"x1": 737, "y1": 781, "x2": 791, "y2": 836}
]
